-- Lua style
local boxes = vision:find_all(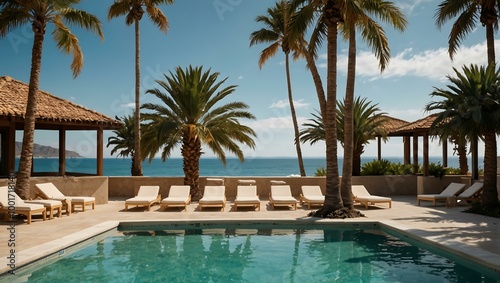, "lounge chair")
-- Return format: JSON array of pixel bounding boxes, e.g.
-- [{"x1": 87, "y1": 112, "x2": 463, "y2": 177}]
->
[
  {"x1": 125, "y1": 186, "x2": 161, "y2": 211},
  {"x1": 160, "y1": 185, "x2": 191, "y2": 211},
  {"x1": 35, "y1": 182, "x2": 96, "y2": 214},
  {"x1": 0, "y1": 186, "x2": 46, "y2": 224},
  {"x1": 234, "y1": 185, "x2": 260, "y2": 211},
  {"x1": 352, "y1": 185, "x2": 392, "y2": 209},
  {"x1": 417, "y1": 182, "x2": 466, "y2": 206},
  {"x1": 198, "y1": 185, "x2": 226, "y2": 211},
  {"x1": 451, "y1": 182, "x2": 484, "y2": 206},
  {"x1": 25, "y1": 199, "x2": 63, "y2": 219},
  {"x1": 269, "y1": 185, "x2": 297, "y2": 210},
  {"x1": 300, "y1": 185, "x2": 324, "y2": 209}
]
